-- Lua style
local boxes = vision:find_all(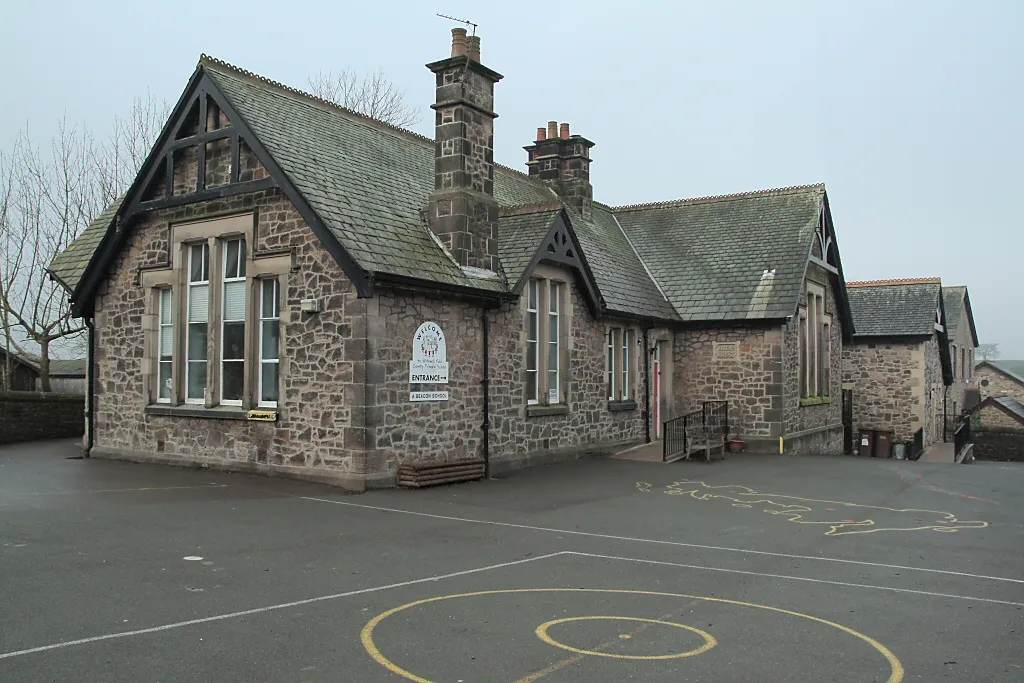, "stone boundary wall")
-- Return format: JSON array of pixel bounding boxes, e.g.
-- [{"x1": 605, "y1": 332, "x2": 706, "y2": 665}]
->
[
  {"x1": 0, "y1": 391, "x2": 84, "y2": 444},
  {"x1": 972, "y1": 427, "x2": 1024, "y2": 462}
]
